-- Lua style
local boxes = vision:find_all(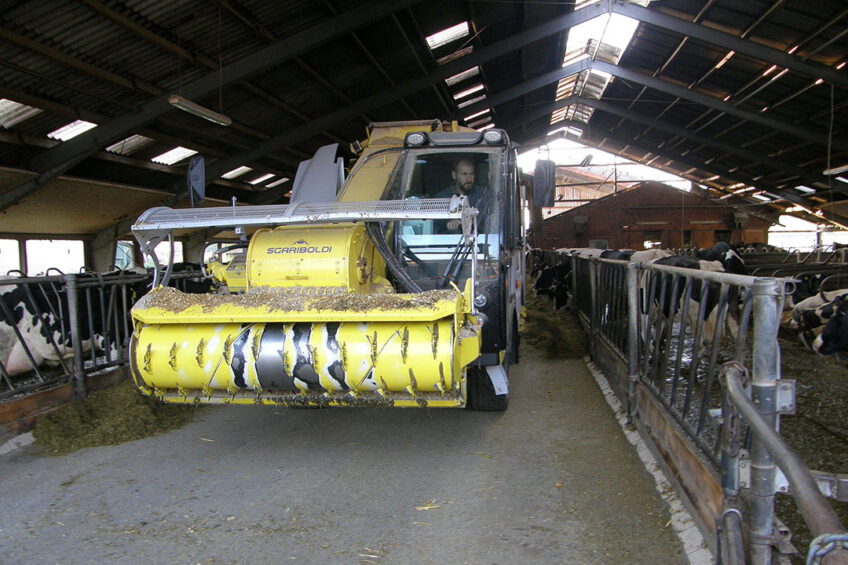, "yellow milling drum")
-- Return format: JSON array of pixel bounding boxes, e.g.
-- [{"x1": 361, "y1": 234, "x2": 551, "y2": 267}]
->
[{"x1": 129, "y1": 285, "x2": 480, "y2": 407}]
